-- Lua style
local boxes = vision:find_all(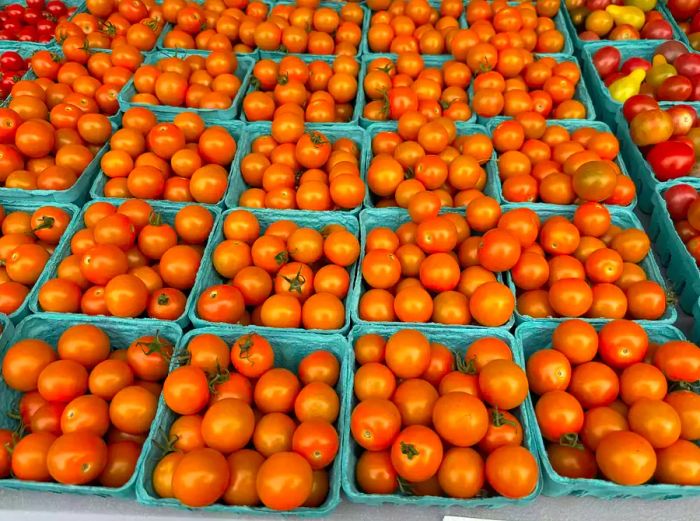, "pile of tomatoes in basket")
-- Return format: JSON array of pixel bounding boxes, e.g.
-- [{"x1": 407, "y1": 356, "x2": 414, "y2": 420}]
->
[
  {"x1": 527, "y1": 319, "x2": 700, "y2": 486},
  {"x1": 130, "y1": 52, "x2": 244, "y2": 111},
  {"x1": 161, "y1": 0, "x2": 364, "y2": 55},
  {"x1": 565, "y1": 0, "x2": 675, "y2": 41},
  {"x1": 0, "y1": 0, "x2": 75, "y2": 43},
  {"x1": 0, "y1": 204, "x2": 73, "y2": 315},
  {"x1": 0, "y1": 51, "x2": 30, "y2": 100},
  {"x1": 350, "y1": 330, "x2": 539, "y2": 499},
  {"x1": 662, "y1": 183, "x2": 700, "y2": 263},
  {"x1": 0, "y1": 323, "x2": 174, "y2": 486},
  {"x1": 665, "y1": 0, "x2": 700, "y2": 49},
  {"x1": 243, "y1": 55, "x2": 359, "y2": 123},
  {"x1": 358, "y1": 194, "x2": 515, "y2": 327},
  {"x1": 622, "y1": 98, "x2": 698, "y2": 181},
  {"x1": 236, "y1": 128, "x2": 365, "y2": 210},
  {"x1": 195, "y1": 209, "x2": 358, "y2": 330},
  {"x1": 98, "y1": 108, "x2": 238, "y2": 203},
  {"x1": 37, "y1": 200, "x2": 214, "y2": 320},
  {"x1": 491, "y1": 118, "x2": 635, "y2": 205},
  {"x1": 366, "y1": 116, "x2": 490, "y2": 206},
  {"x1": 60, "y1": 0, "x2": 163, "y2": 50},
  {"x1": 508, "y1": 205, "x2": 666, "y2": 320},
  {"x1": 153, "y1": 332, "x2": 342, "y2": 509}
]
